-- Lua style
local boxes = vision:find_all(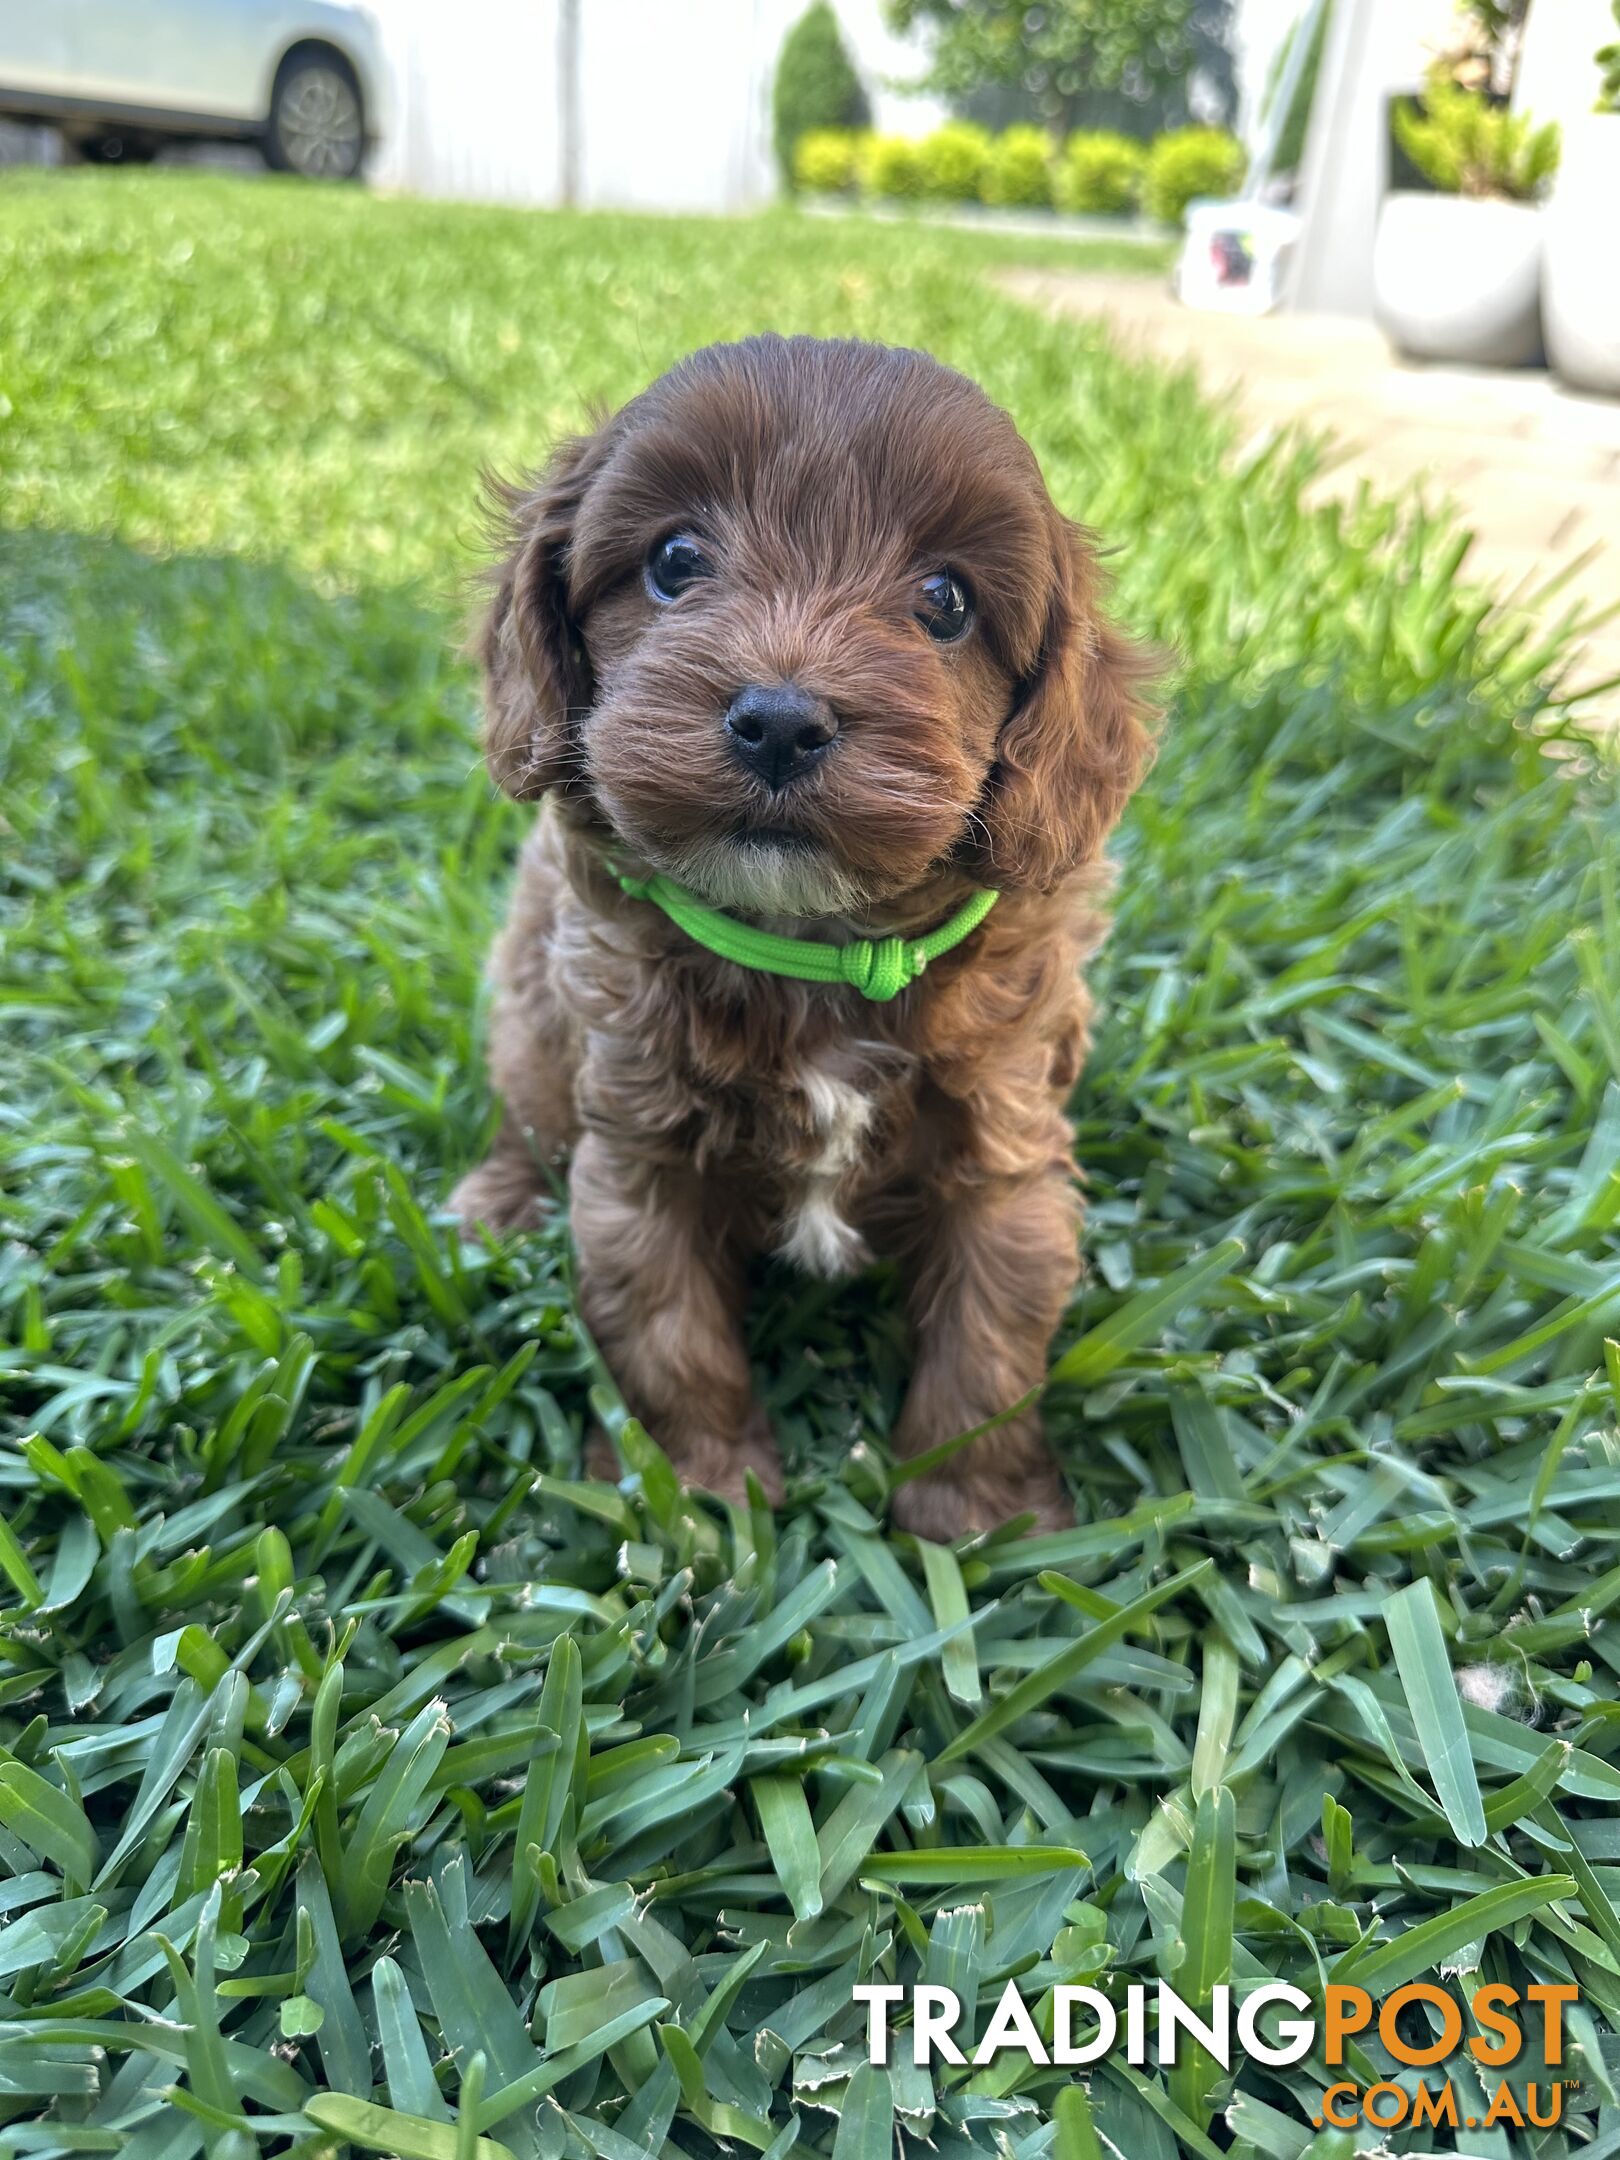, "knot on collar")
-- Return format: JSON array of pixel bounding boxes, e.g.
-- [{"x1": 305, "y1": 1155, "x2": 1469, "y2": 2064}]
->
[{"x1": 837, "y1": 934, "x2": 922, "y2": 1001}]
